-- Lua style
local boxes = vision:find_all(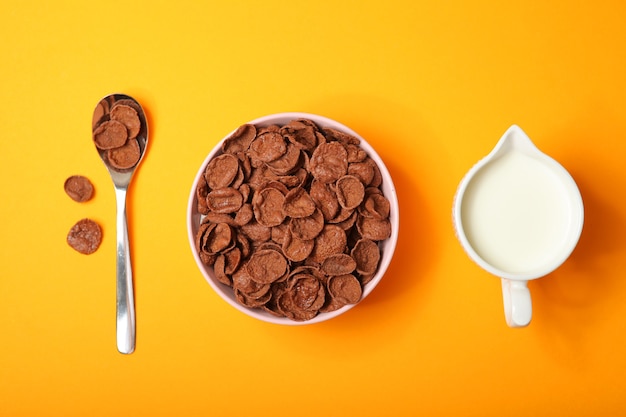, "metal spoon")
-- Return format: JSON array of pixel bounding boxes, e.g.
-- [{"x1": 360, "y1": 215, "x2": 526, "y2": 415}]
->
[{"x1": 92, "y1": 93, "x2": 148, "y2": 354}]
